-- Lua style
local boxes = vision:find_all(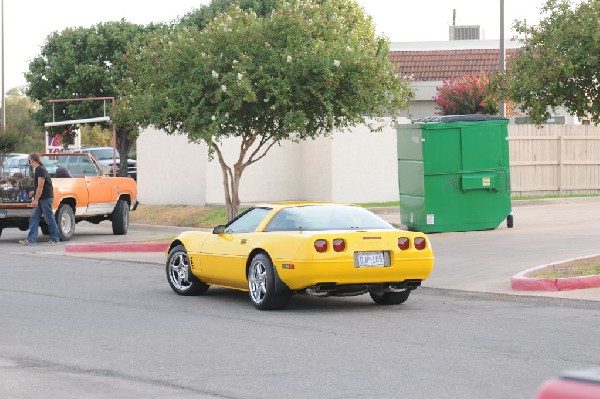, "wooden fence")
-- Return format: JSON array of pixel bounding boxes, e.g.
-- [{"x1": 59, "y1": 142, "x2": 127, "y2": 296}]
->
[{"x1": 509, "y1": 125, "x2": 600, "y2": 196}]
